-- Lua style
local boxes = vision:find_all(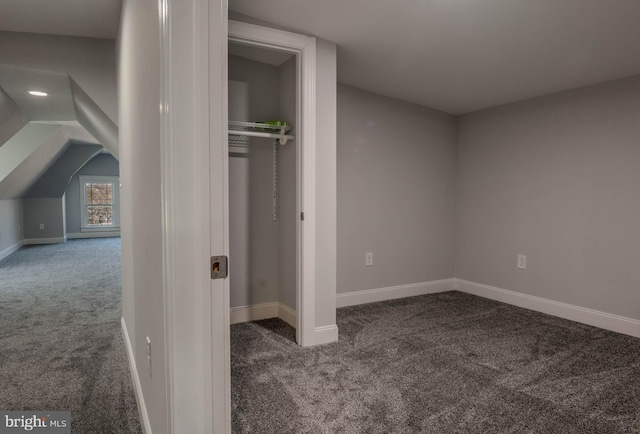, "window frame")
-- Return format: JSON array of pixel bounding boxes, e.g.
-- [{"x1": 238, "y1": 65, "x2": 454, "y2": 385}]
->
[{"x1": 79, "y1": 175, "x2": 120, "y2": 231}]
